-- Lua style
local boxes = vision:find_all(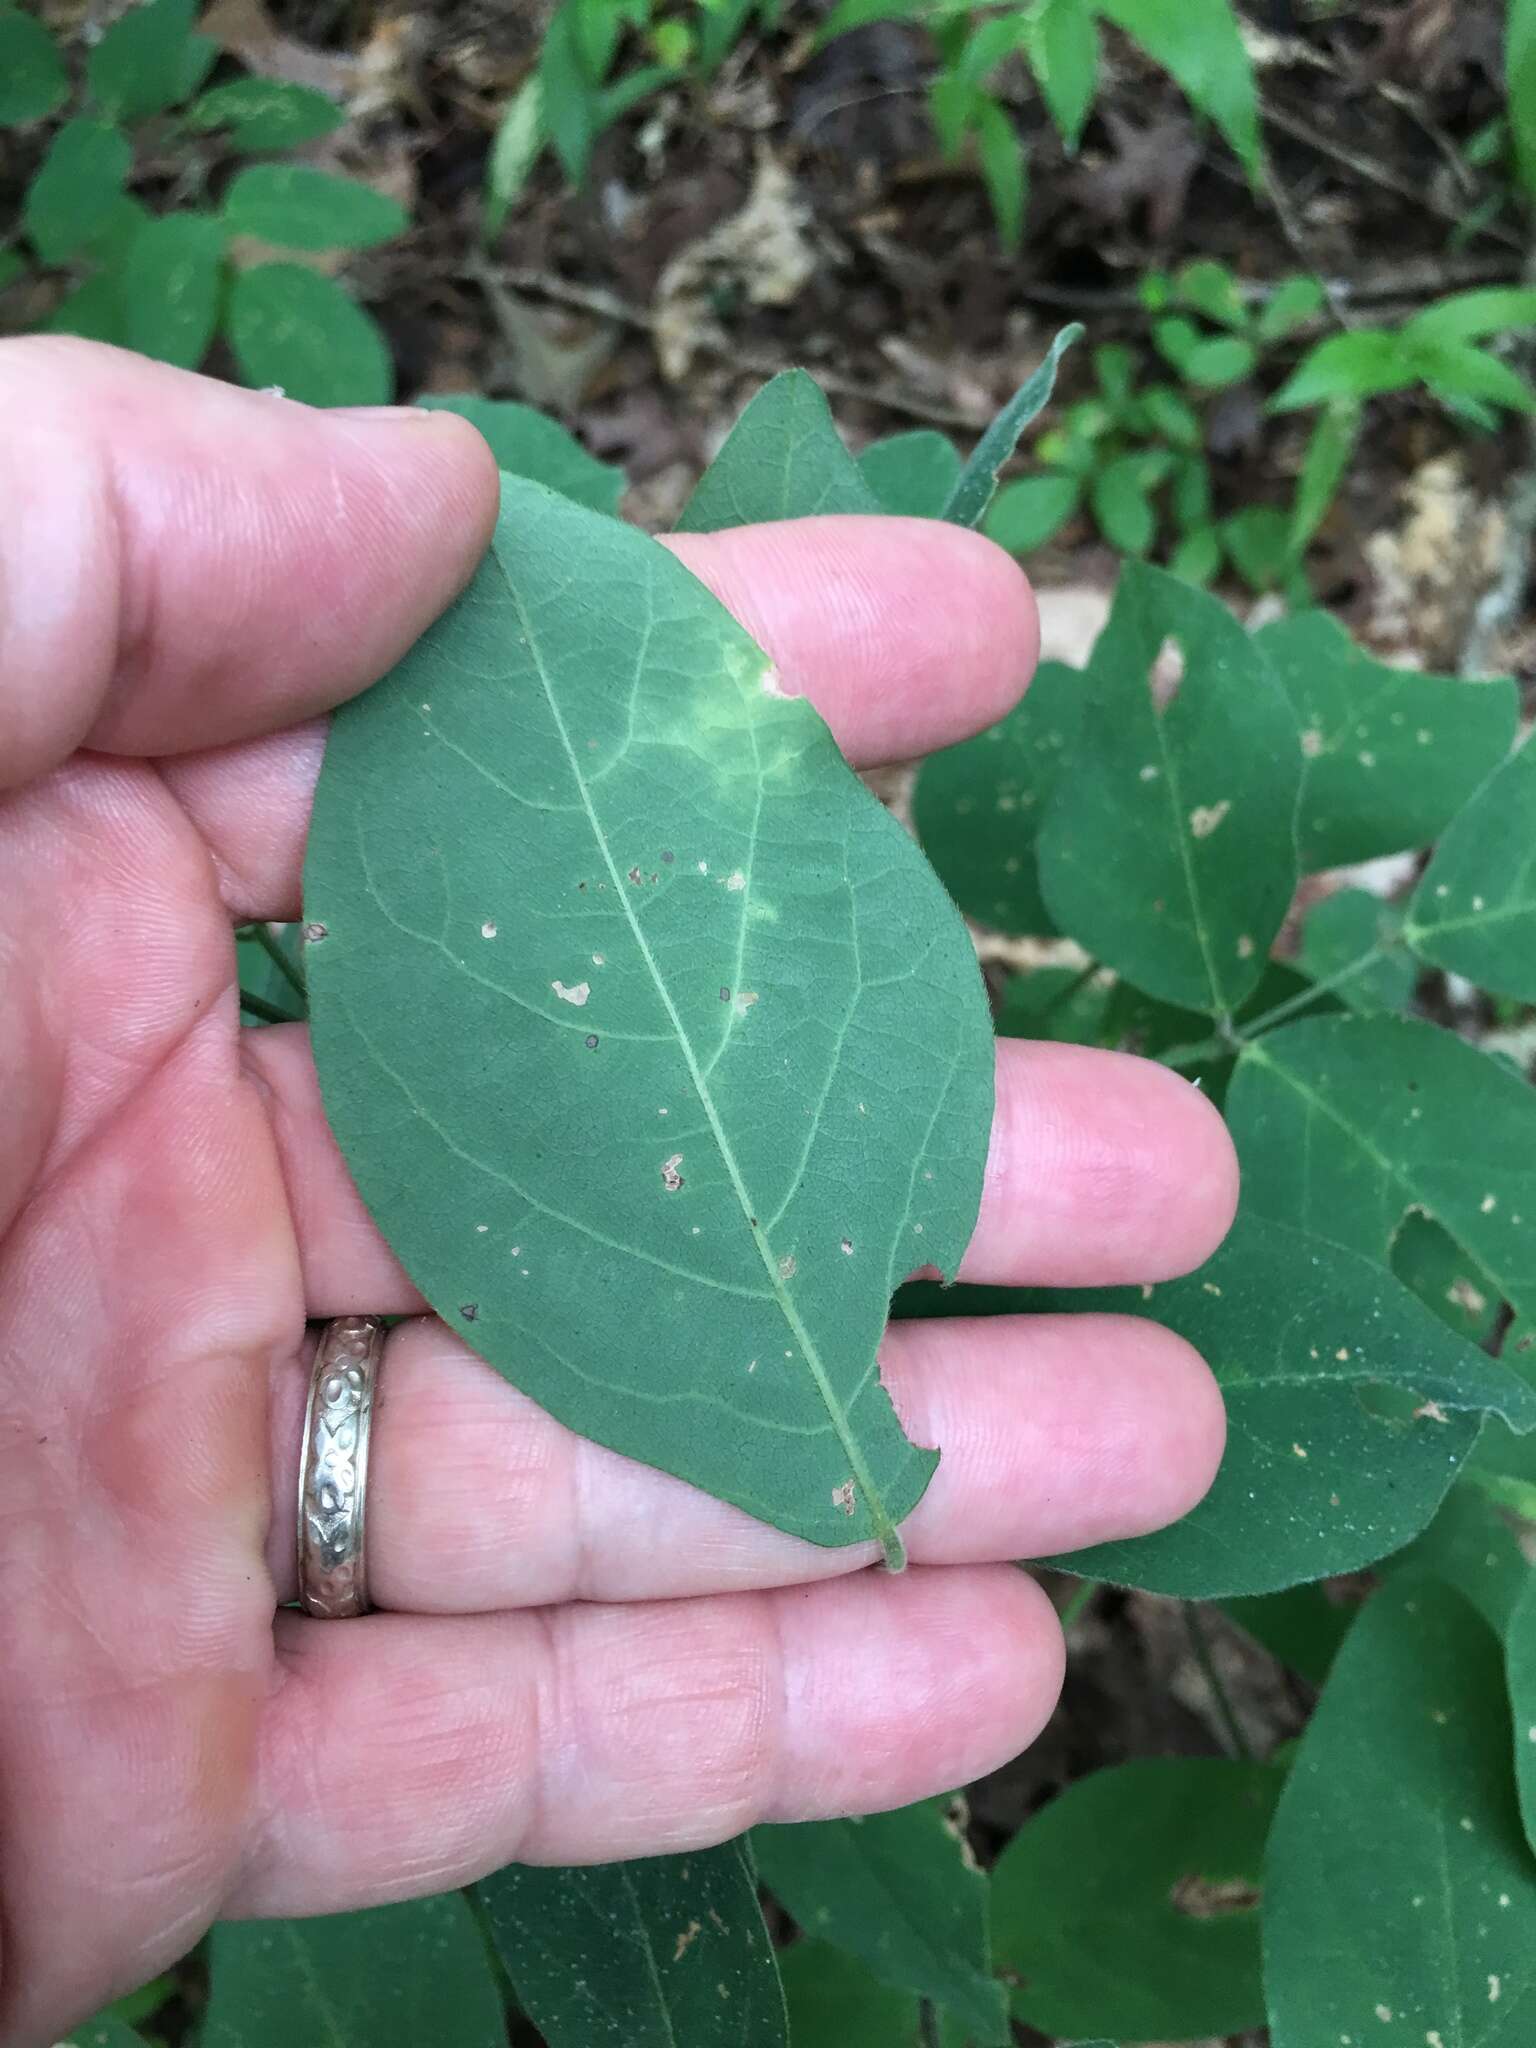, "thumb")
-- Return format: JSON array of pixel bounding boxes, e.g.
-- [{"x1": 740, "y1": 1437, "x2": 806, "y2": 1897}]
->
[{"x1": 0, "y1": 338, "x2": 500, "y2": 792}]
